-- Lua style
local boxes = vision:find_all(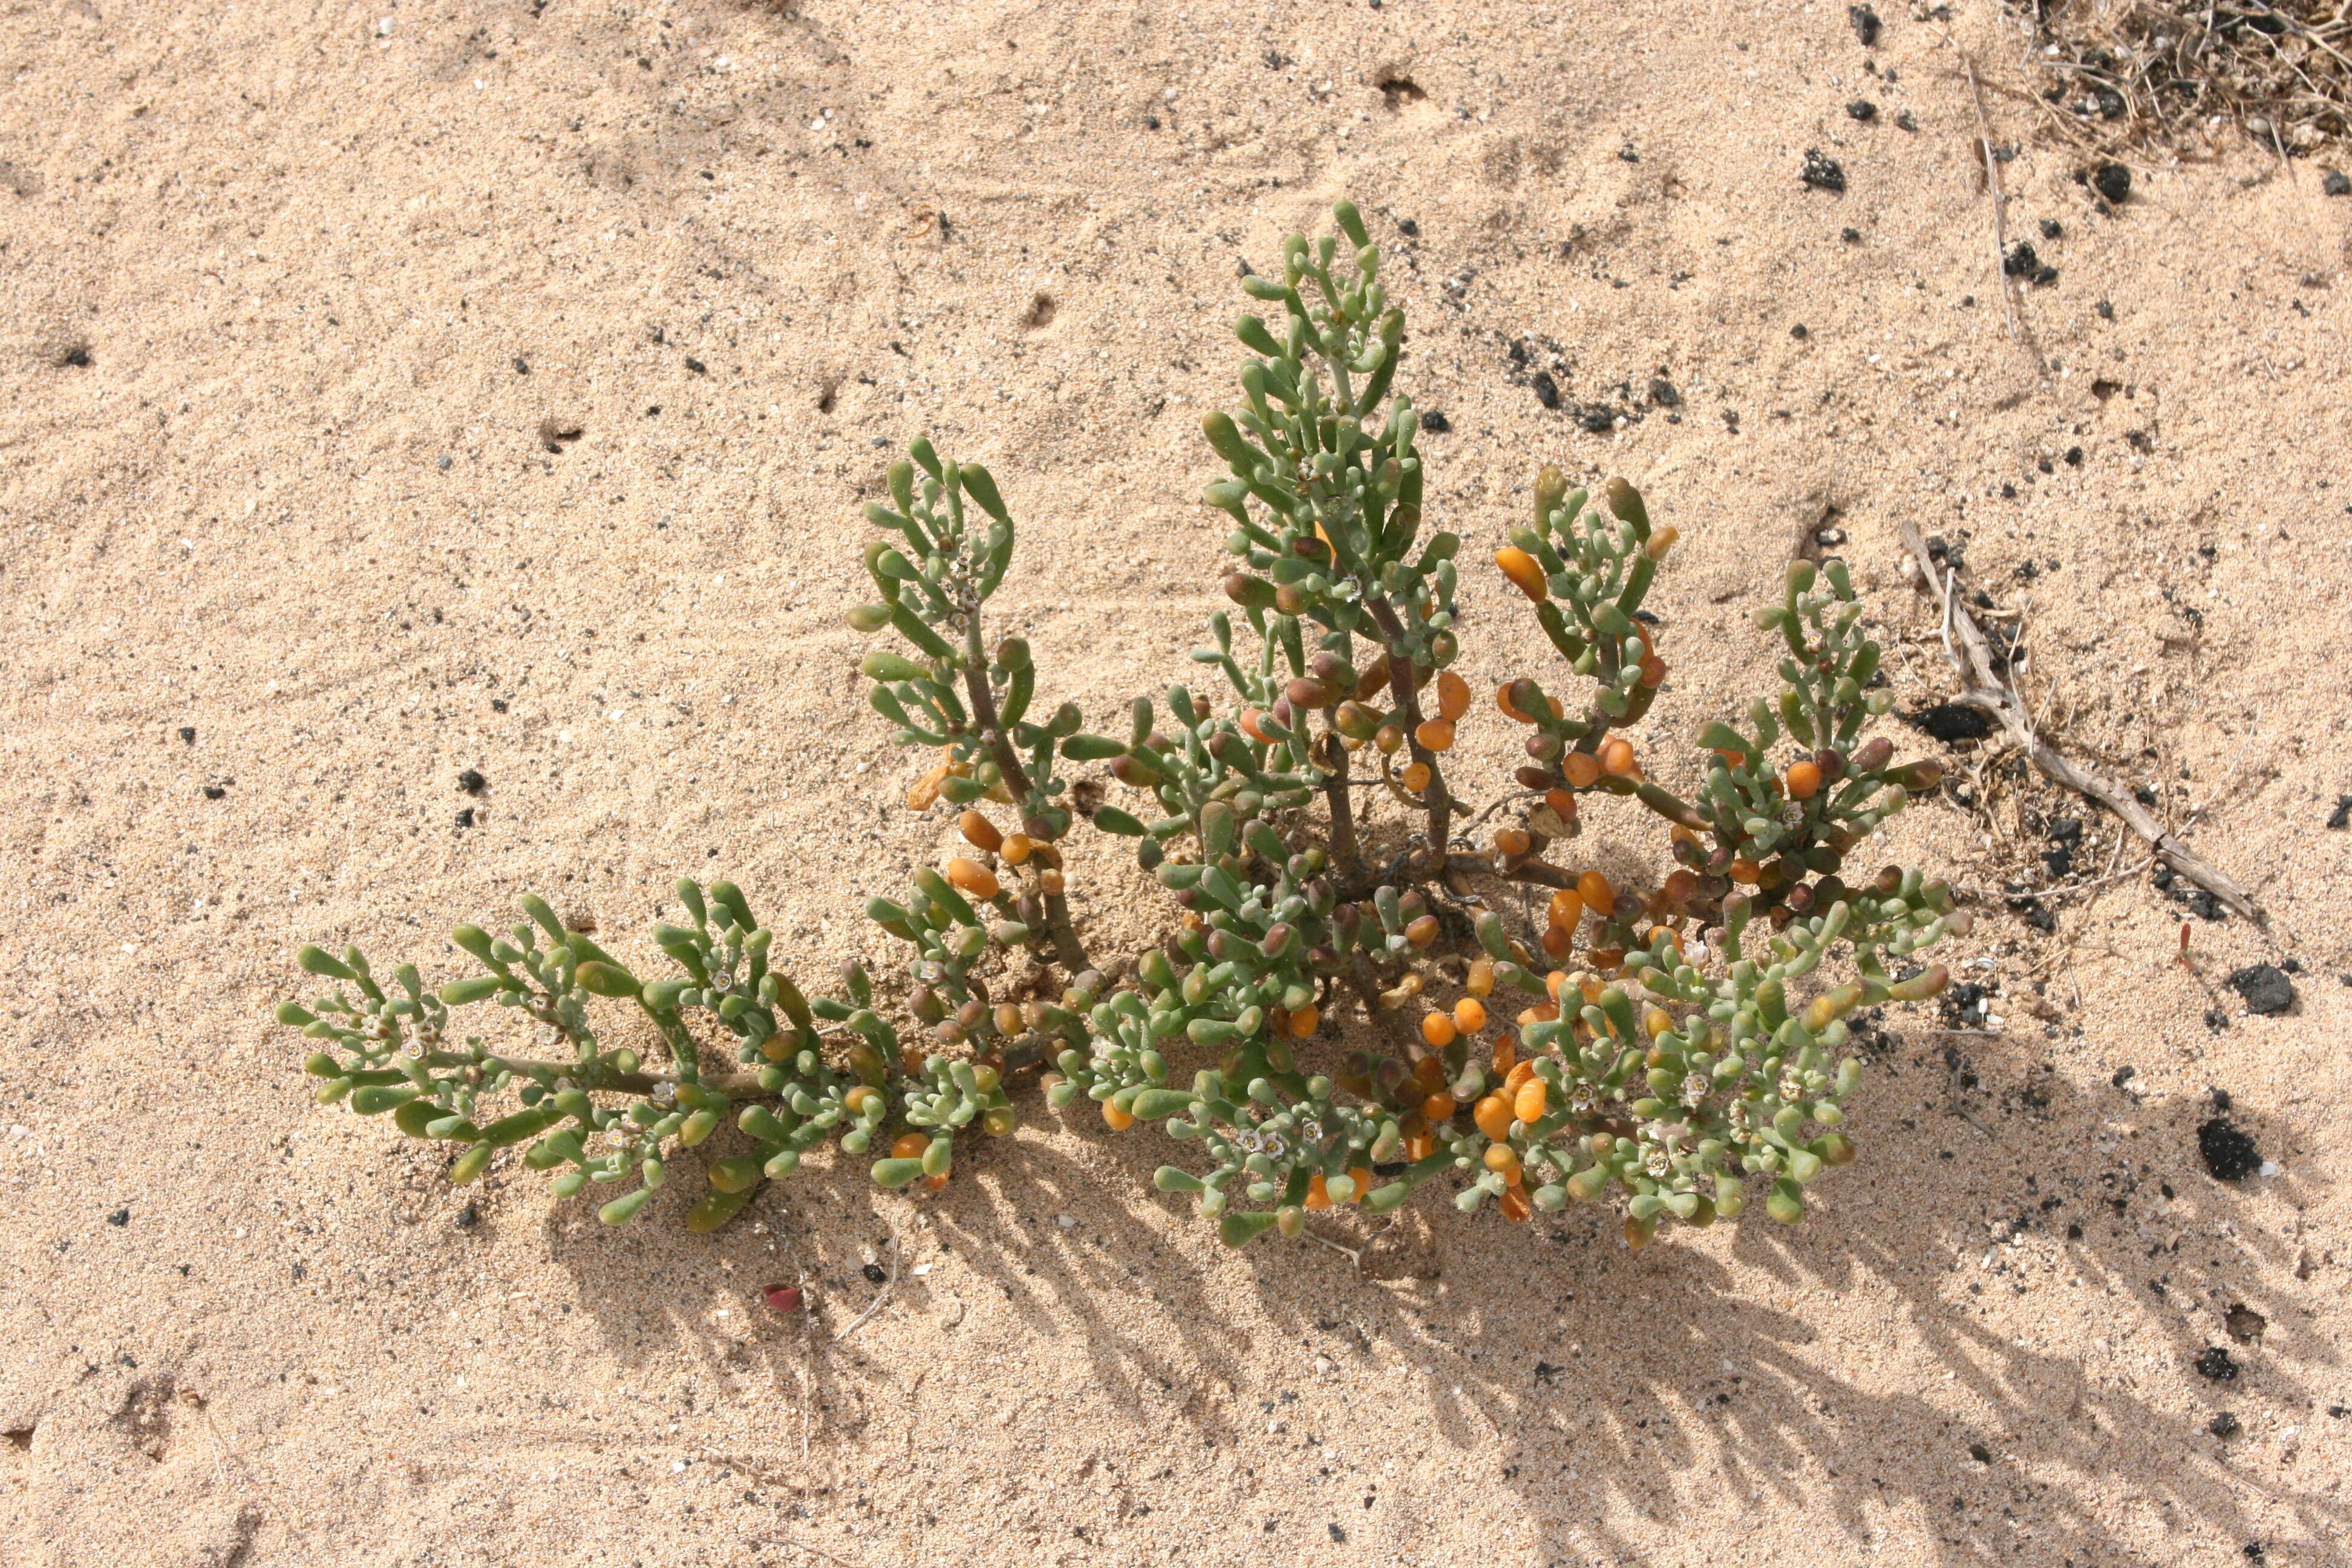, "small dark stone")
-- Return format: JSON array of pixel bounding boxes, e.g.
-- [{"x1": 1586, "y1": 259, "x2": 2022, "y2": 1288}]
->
[
  {"x1": 684, "y1": 356, "x2": 707, "y2": 374},
  {"x1": 1903, "y1": 702, "x2": 1992, "y2": 742},
  {"x1": 2327, "y1": 794, "x2": 2351, "y2": 829},
  {"x1": 2135, "y1": 784, "x2": 2158, "y2": 806},
  {"x1": 2325, "y1": 169, "x2": 2352, "y2": 198},
  {"x1": 62, "y1": 345, "x2": 92, "y2": 368},
  {"x1": 1576, "y1": 405, "x2": 1613, "y2": 434},
  {"x1": 1847, "y1": 100, "x2": 1877, "y2": 122},
  {"x1": 2111, "y1": 1065, "x2": 2135, "y2": 1088},
  {"x1": 2039, "y1": 218, "x2": 2063, "y2": 240},
  {"x1": 2205, "y1": 1008, "x2": 2230, "y2": 1033},
  {"x1": 2198, "y1": 1118, "x2": 2261, "y2": 1182},
  {"x1": 491, "y1": 698, "x2": 509, "y2": 713},
  {"x1": 2226, "y1": 965, "x2": 2294, "y2": 1016},
  {"x1": 1848, "y1": 4, "x2": 1881, "y2": 45},
  {"x1": 1618, "y1": 143, "x2": 1639, "y2": 164},
  {"x1": 512, "y1": 356, "x2": 530, "y2": 375},
  {"x1": 2003, "y1": 242, "x2": 2039, "y2": 278},
  {"x1": 2092, "y1": 162, "x2": 2131, "y2": 203},
  {"x1": 2246, "y1": 1543, "x2": 2265, "y2": 1564},
  {"x1": 2097, "y1": 299, "x2": 2115, "y2": 319},
  {"x1": 1417, "y1": 410, "x2": 1450, "y2": 432},
  {"x1": 2209, "y1": 1412, "x2": 2241, "y2": 1438},
  {"x1": 203, "y1": 785, "x2": 226, "y2": 800},
  {"x1": 1800, "y1": 149, "x2": 1846, "y2": 194},
  {"x1": 1647, "y1": 377, "x2": 1681, "y2": 407},
  {"x1": 2194, "y1": 1346, "x2": 2239, "y2": 1382},
  {"x1": 1968, "y1": 1442, "x2": 1991, "y2": 1463},
  {"x1": 178, "y1": 726, "x2": 196, "y2": 744},
  {"x1": 1791, "y1": 323, "x2": 1808, "y2": 339},
  {"x1": 1841, "y1": 226, "x2": 1862, "y2": 243},
  {"x1": 1894, "y1": 109, "x2": 1918, "y2": 132},
  {"x1": 2187, "y1": 889, "x2": 2223, "y2": 921},
  {"x1": 1530, "y1": 371, "x2": 1560, "y2": 410},
  {"x1": 862, "y1": 1262, "x2": 888, "y2": 1284},
  {"x1": 455, "y1": 1202, "x2": 479, "y2": 1228},
  {"x1": 455, "y1": 807, "x2": 475, "y2": 829},
  {"x1": 1397, "y1": 217, "x2": 1419, "y2": 237},
  {"x1": 458, "y1": 768, "x2": 488, "y2": 795},
  {"x1": 2066, "y1": 1222, "x2": 2083, "y2": 1238},
  {"x1": 2063, "y1": 444, "x2": 2082, "y2": 464},
  {"x1": 1328, "y1": 1524, "x2": 1347, "y2": 1544},
  {"x1": 2049, "y1": 817, "x2": 2083, "y2": 843},
  {"x1": 2212, "y1": 1088, "x2": 2232, "y2": 1112},
  {"x1": 107, "y1": 1208, "x2": 129, "y2": 1227}
]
